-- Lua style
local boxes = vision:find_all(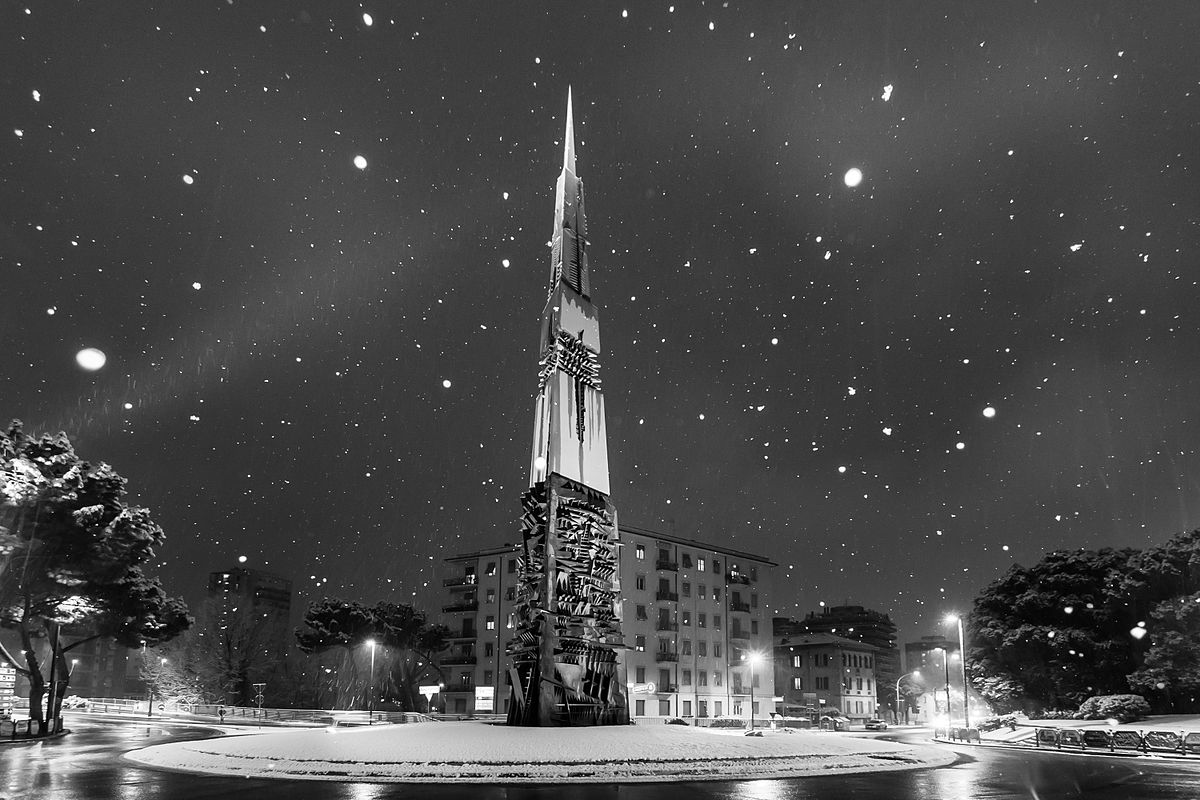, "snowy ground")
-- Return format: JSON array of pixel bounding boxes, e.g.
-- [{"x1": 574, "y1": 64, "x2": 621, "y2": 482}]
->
[{"x1": 124, "y1": 720, "x2": 955, "y2": 783}]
